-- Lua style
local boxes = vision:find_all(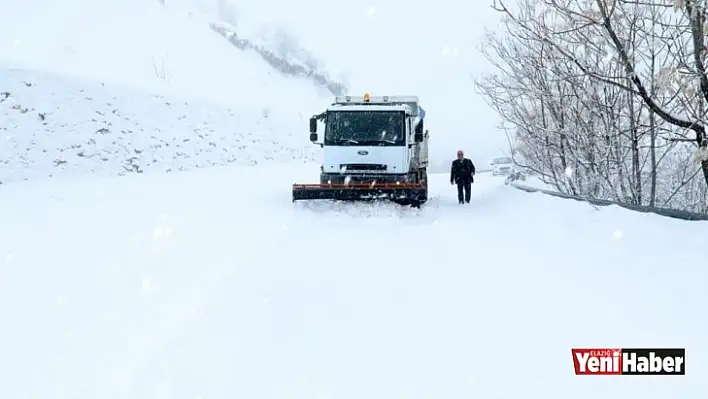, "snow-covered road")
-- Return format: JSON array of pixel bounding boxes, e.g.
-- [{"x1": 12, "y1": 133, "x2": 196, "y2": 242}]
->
[{"x1": 0, "y1": 163, "x2": 706, "y2": 399}]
